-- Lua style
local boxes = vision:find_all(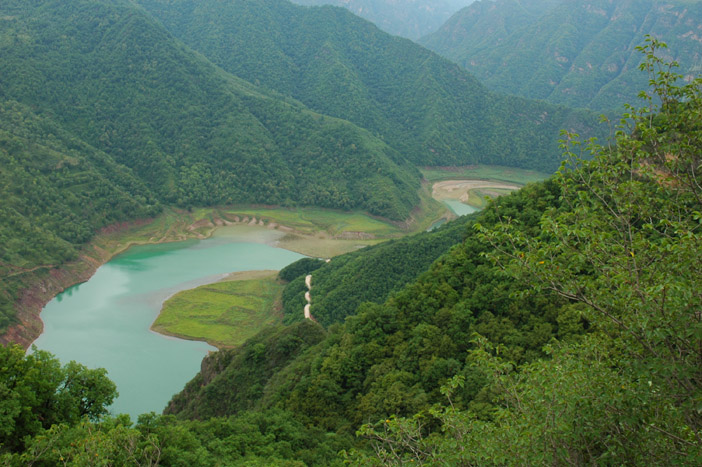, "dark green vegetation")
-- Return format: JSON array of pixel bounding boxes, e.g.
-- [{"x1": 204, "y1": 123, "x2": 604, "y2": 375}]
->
[
  {"x1": 289, "y1": 0, "x2": 471, "y2": 40},
  {"x1": 2, "y1": 49, "x2": 701, "y2": 465},
  {"x1": 135, "y1": 0, "x2": 602, "y2": 170},
  {"x1": 0, "y1": 0, "x2": 419, "y2": 218},
  {"x1": 421, "y1": 0, "x2": 702, "y2": 112},
  {"x1": 281, "y1": 213, "x2": 474, "y2": 326},
  {"x1": 0, "y1": 344, "x2": 116, "y2": 453},
  {"x1": 0, "y1": 100, "x2": 160, "y2": 330}
]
